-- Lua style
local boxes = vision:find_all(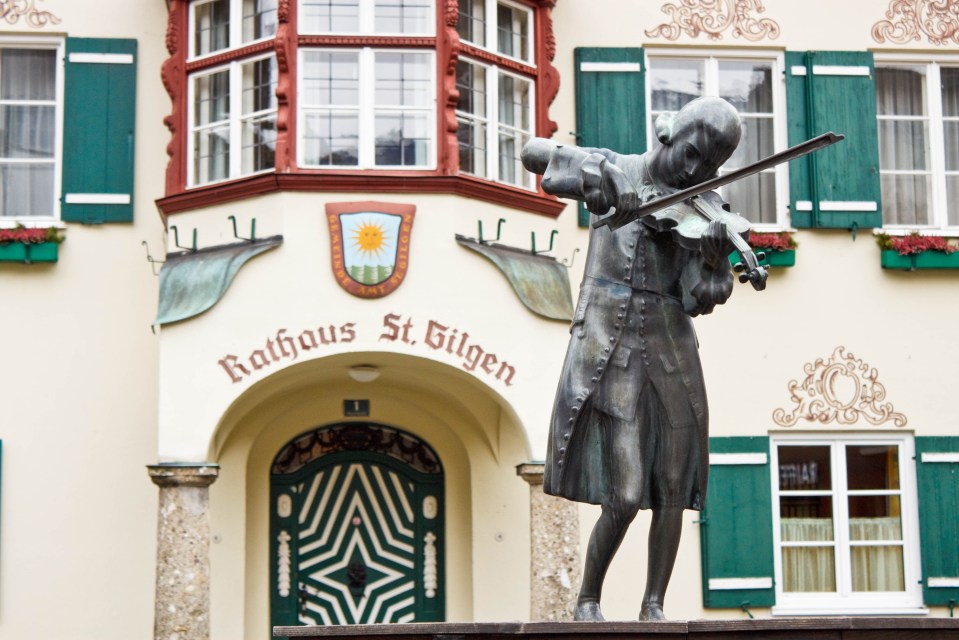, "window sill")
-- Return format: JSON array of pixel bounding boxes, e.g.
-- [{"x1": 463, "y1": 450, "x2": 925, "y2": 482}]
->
[
  {"x1": 880, "y1": 249, "x2": 959, "y2": 270},
  {"x1": 0, "y1": 241, "x2": 59, "y2": 264},
  {"x1": 157, "y1": 172, "x2": 566, "y2": 218},
  {"x1": 771, "y1": 605, "x2": 929, "y2": 617}
]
